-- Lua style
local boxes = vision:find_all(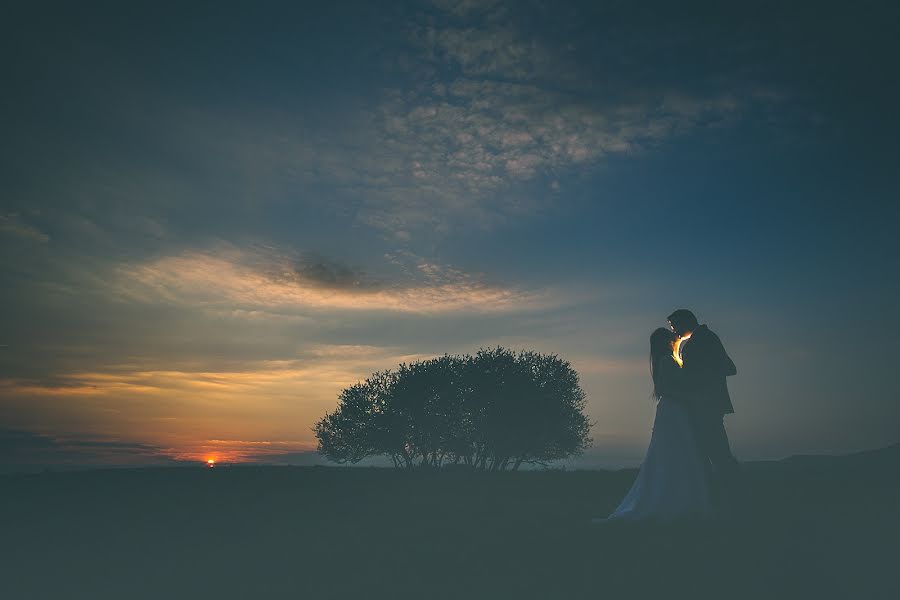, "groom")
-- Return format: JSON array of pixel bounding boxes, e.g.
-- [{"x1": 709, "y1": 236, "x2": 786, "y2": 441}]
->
[{"x1": 667, "y1": 309, "x2": 740, "y2": 492}]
